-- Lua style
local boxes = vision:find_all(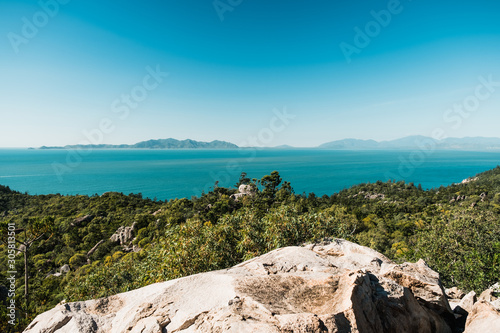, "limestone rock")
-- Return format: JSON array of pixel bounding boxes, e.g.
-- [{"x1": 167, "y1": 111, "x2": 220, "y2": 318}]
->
[{"x1": 24, "y1": 239, "x2": 456, "y2": 333}]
